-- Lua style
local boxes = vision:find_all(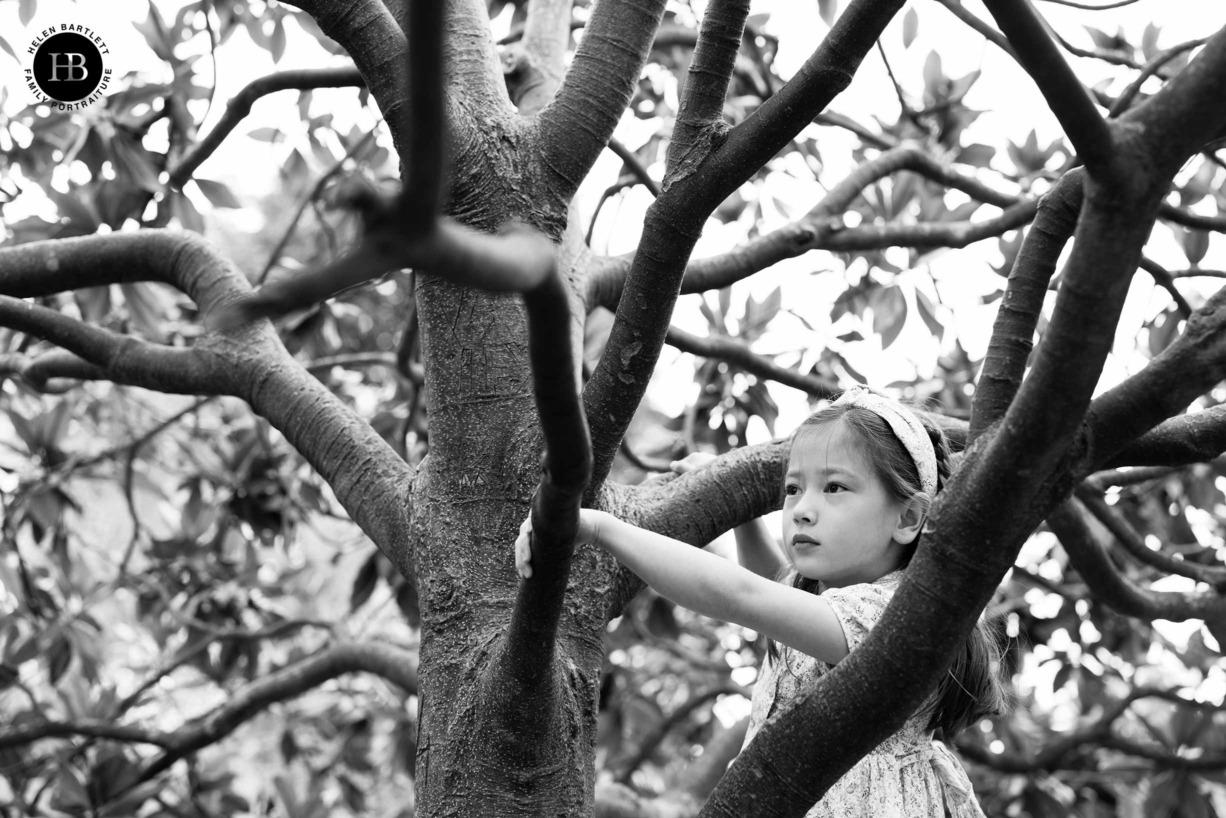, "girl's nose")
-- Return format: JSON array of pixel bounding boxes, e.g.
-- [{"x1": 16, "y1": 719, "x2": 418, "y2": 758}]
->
[{"x1": 792, "y1": 493, "x2": 816, "y2": 523}]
